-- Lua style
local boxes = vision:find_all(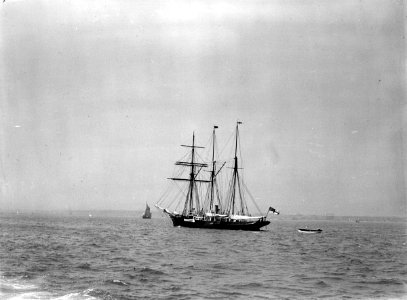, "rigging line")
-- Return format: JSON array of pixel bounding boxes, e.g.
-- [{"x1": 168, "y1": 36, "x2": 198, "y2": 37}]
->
[
  {"x1": 170, "y1": 156, "x2": 188, "y2": 178},
  {"x1": 202, "y1": 132, "x2": 212, "y2": 154},
  {"x1": 238, "y1": 129, "x2": 244, "y2": 169},
  {"x1": 173, "y1": 185, "x2": 188, "y2": 212},
  {"x1": 218, "y1": 130, "x2": 235, "y2": 160},
  {"x1": 242, "y1": 181, "x2": 263, "y2": 215},
  {"x1": 193, "y1": 182, "x2": 201, "y2": 213},
  {"x1": 168, "y1": 185, "x2": 186, "y2": 212},
  {"x1": 159, "y1": 177, "x2": 186, "y2": 209},
  {"x1": 157, "y1": 167, "x2": 182, "y2": 205},
  {"x1": 202, "y1": 176, "x2": 214, "y2": 211},
  {"x1": 156, "y1": 183, "x2": 173, "y2": 206},
  {"x1": 183, "y1": 187, "x2": 191, "y2": 215},
  {"x1": 214, "y1": 181, "x2": 223, "y2": 212},
  {"x1": 236, "y1": 172, "x2": 246, "y2": 215},
  {"x1": 157, "y1": 155, "x2": 185, "y2": 204},
  {"x1": 171, "y1": 172, "x2": 188, "y2": 196},
  {"x1": 174, "y1": 179, "x2": 188, "y2": 197},
  {"x1": 244, "y1": 191, "x2": 250, "y2": 216},
  {"x1": 173, "y1": 182, "x2": 188, "y2": 212},
  {"x1": 195, "y1": 151, "x2": 208, "y2": 166},
  {"x1": 194, "y1": 166, "x2": 204, "y2": 179},
  {"x1": 204, "y1": 173, "x2": 219, "y2": 212},
  {"x1": 237, "y1": 162, "x2": 247, "y2": 213},
  {"x1": 226, "y1": 172, "x2": 236, "y2": 214},
  {"x1": 176, "y1": 150, "x2": 190, "y2": 166},
  {"x1": 215, "y1": 161, "x2": 227, "y2": 176},
  {"x1": 169, "y1": 169, "x2": 186, "y2": 184},
  {"x1": 241, "y1": 182, "x2": 250, "y2": 216}
]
